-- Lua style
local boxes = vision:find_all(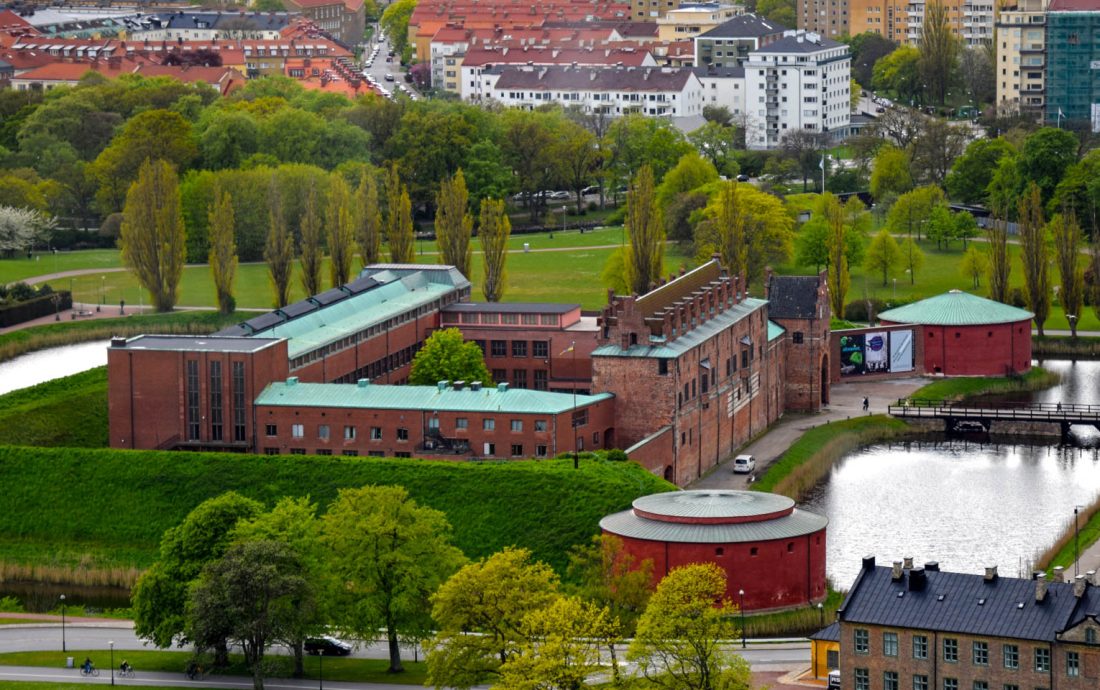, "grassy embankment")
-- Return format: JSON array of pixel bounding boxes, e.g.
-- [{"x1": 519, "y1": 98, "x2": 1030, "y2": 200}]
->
[
  {"x1": 0, "y1": 447, "x2": 673, "y2": 587},
  {"x1": 0, "y1": 368, "x2": 107, "y2": 448},
  {"x1": 0, "y1": 650, "x2": 427, "y2": 685},
  {"x1": 1038, "y1": 493, "x2": 1100, "y2": 573},
  {"x1": 0, "y1": 311, "x2": 240, "y2": 364},
  {"x1": 1032, "y1": 335, "x2": 1100, "y2": 358},
  {"x1": 909, "y1": 366, "x2": 1061, "y2": 402}
]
